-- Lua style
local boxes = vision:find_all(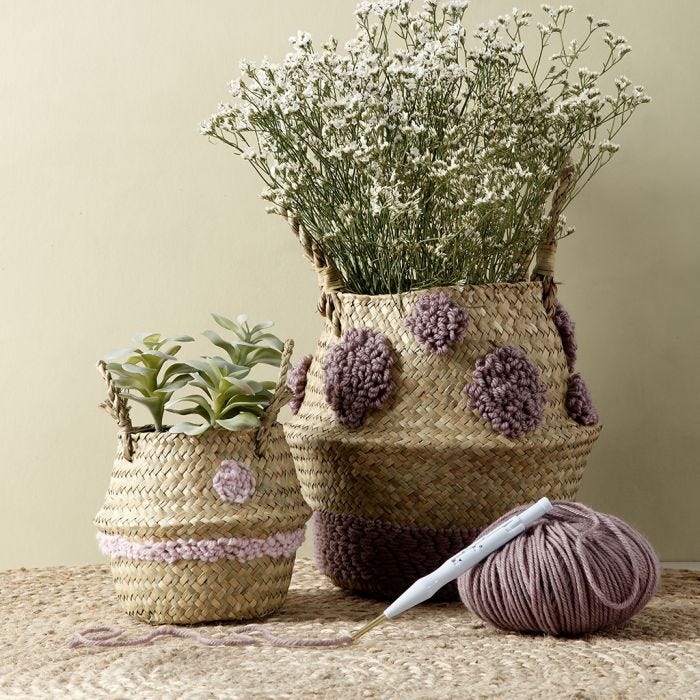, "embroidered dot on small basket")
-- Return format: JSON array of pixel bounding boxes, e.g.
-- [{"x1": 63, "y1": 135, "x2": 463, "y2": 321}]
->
[{"x1": 213, "y1": 459, "x2": 256, "y2": 504}]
